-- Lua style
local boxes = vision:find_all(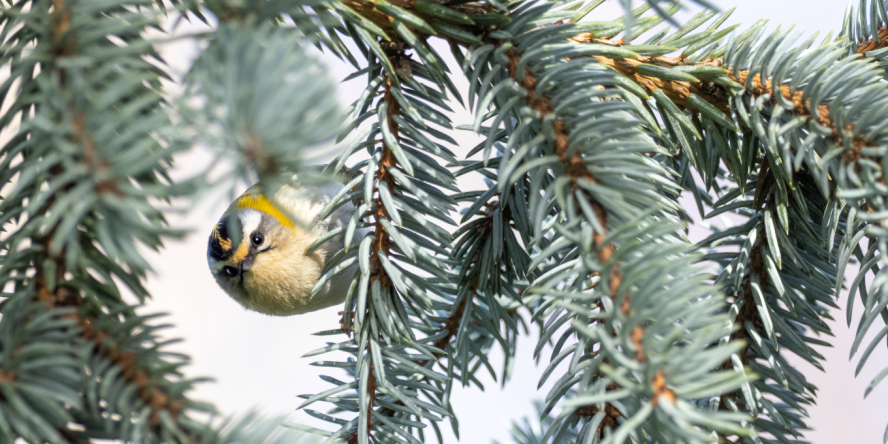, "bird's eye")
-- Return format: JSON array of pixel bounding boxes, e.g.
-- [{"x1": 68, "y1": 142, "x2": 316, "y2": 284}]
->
[
  {"x1": 251, "y1": 233, "x2": 263, "y2": 245},
  {"x1": 222, "y1": 266, "x2": 239, "y2": 277}
]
